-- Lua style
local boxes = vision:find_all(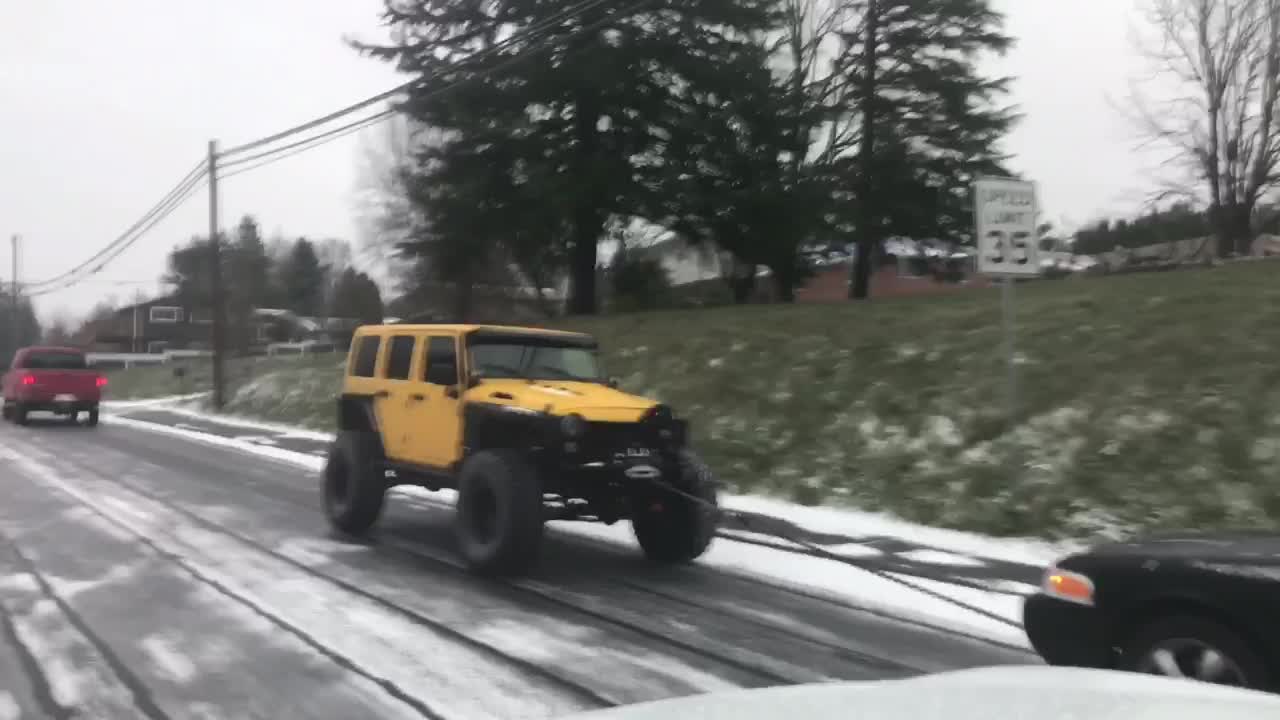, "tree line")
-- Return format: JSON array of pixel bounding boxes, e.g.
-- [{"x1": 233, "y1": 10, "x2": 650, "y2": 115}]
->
[
  {"x1": 1131, "y1": 0, "x2": 1280, "y2": 258},
  {"x1": 356, "y1": 0, "x2": 1018, "y2": 317},
  {"x1": 42, "y1": 215, "x2": 383, "y2": 354},
  {"x1": 164, "y1": 215, "x2": 385, "y2": 349}
]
